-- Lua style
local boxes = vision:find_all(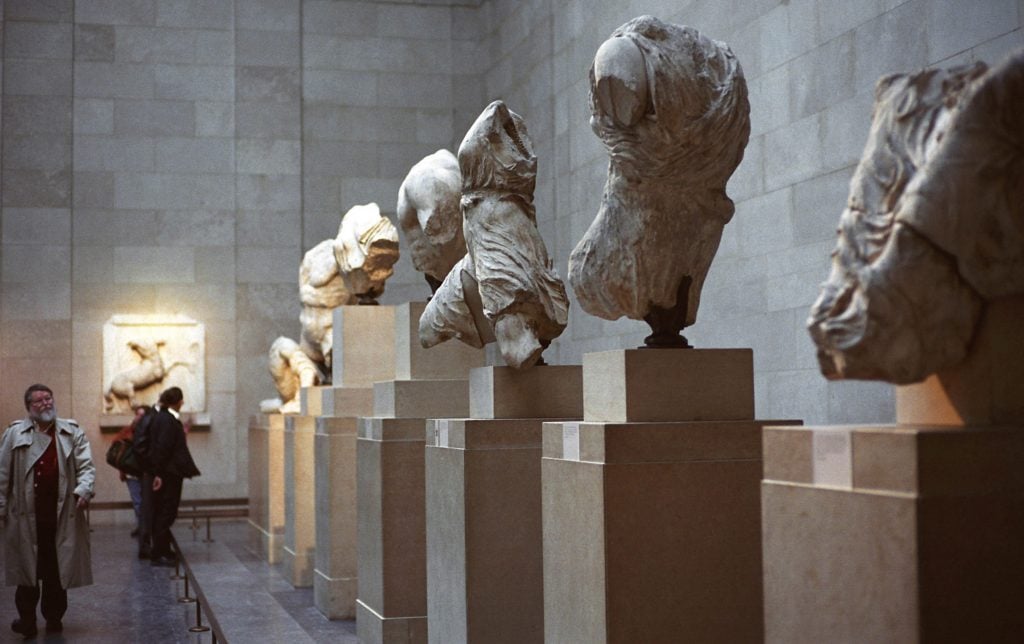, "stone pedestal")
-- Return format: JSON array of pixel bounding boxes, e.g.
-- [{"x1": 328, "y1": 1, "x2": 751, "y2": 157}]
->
[
  {"x1": 332, "y1": 305, "x2": 398, "y2": 387},
  {"x1": 301, "y1": 384, "x2": 374, "y2": 418},
  {"x1": 762, "y1": 295, "x2": 1024, "y2": 642},
  {"x1": 356, "y1": 305, "x2": 482, "y2": 643},
  {"x1": 356, "y1": 417, "x2": 431, "y2": 644},
  {"x1": 426, "y1": 418, "x2": 547, "y2": 644},
  {"x1": 313, "y1": 416, "x2": 361, "y2": 618},
  {"x1": 248, "y1": 413, "x2": 285, "y2": 564},
  {"x1": 762, "y1": 424, "x2": 1024, "y2": 642},
  {"x1": 424, "y1": 365, "x2": 583, "y2": 644},
  {"x1": 282, "y1": 414, "x2": 316, "y2": 587},
  {"x1": 469, "y1": 365, "x2": 583, "y2": 419},
  {"x1": 393, "y1": 301, "x2": 484, "y2": 380},
  {"x1": 543, "y1": 348, "x2": 793, "y2": 643}
]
